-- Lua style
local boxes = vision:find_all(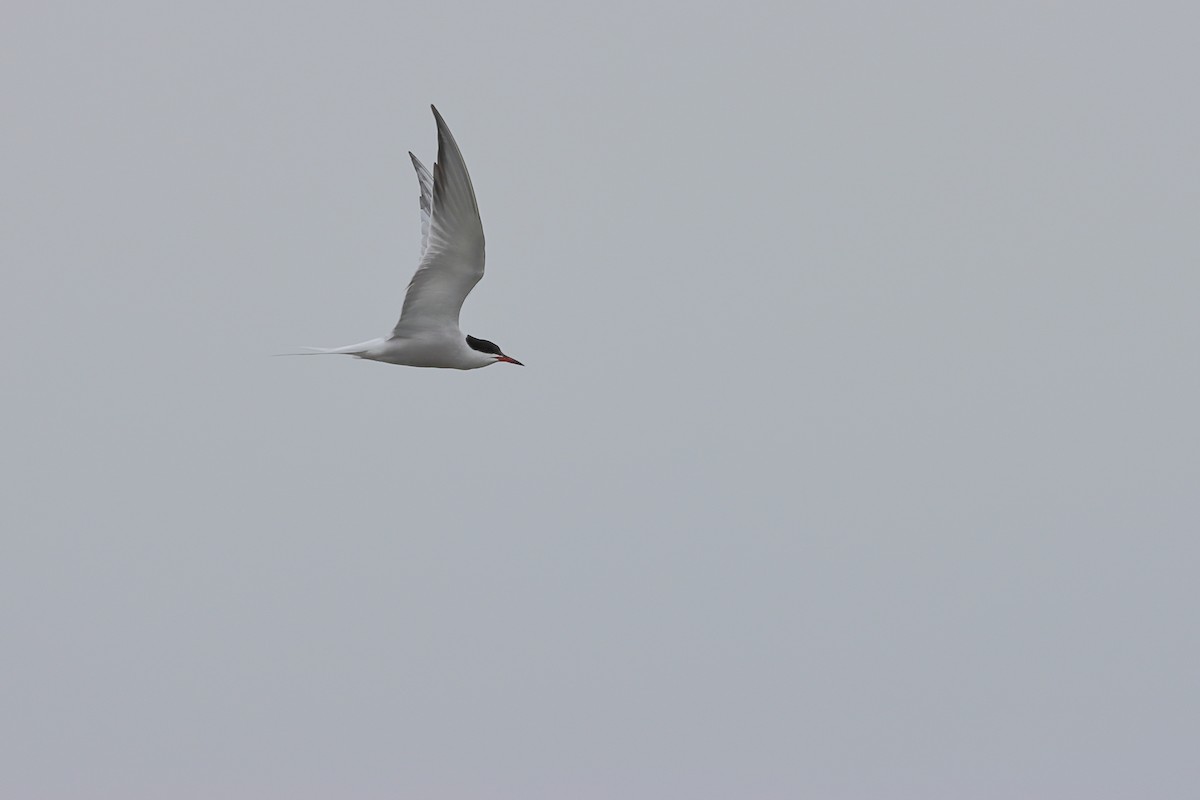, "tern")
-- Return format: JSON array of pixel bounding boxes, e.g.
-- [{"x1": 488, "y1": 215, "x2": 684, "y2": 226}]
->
[{"x1": 297, "y1": 106, "x2": 522, "y2": 369}]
